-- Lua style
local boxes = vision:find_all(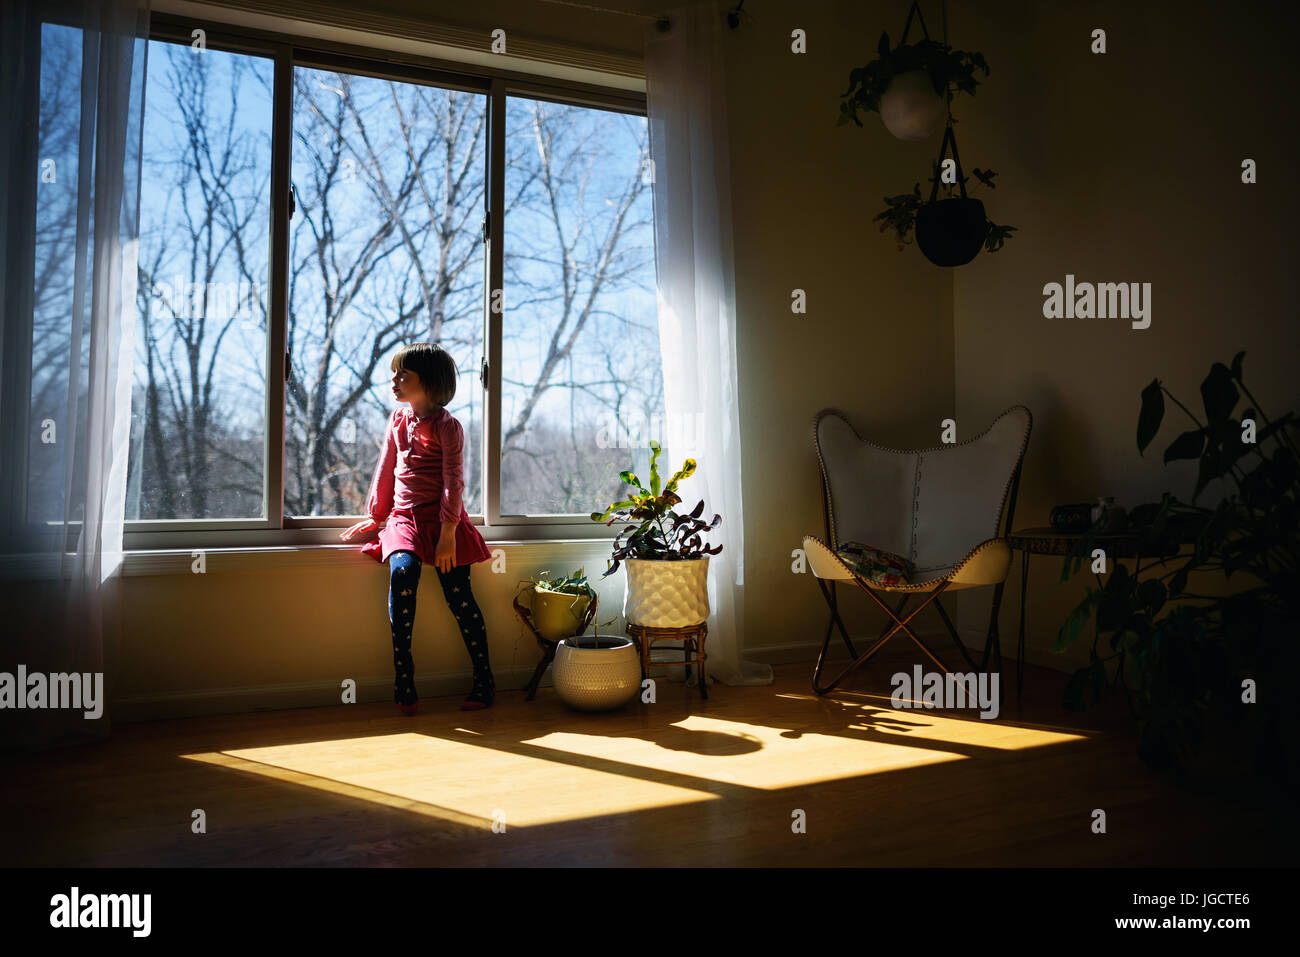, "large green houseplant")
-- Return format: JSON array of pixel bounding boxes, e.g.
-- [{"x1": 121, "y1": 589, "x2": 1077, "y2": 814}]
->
[
  {"x1": 590, "y1": 439, "x2": 722, "y2": 573},
  {"x1": 1056, "y1": 352, "x2": 1299, "y2": 793},
  {"x1": 591, "y1": 439, "x2": 722, "y2": 629}
]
